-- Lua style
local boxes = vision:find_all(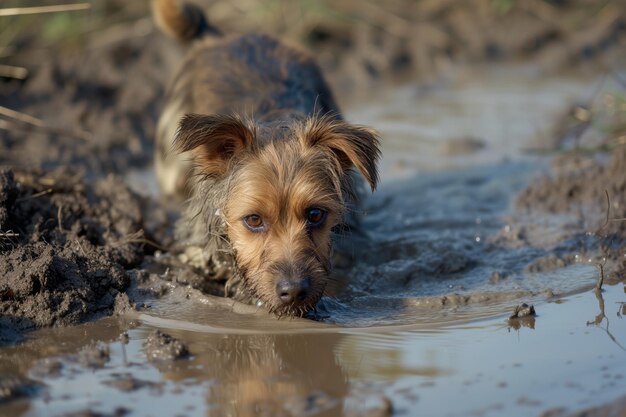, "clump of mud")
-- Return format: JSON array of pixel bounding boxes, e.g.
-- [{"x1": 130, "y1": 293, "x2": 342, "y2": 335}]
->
[
  {"x1": 143, "y1": 330, "x2": 190, "y2": 363},
  {"x1": 517, "y1": 149, "x2": 626, "y2": 219},
  {"x1": 0, "y1": 168, "x2": 150, "y2": 342},
  {"x1": 513, "y1": 146, "x2": 626, "y2": 276}
]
